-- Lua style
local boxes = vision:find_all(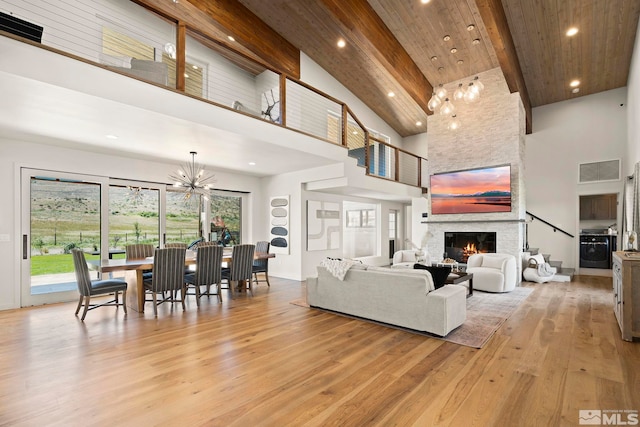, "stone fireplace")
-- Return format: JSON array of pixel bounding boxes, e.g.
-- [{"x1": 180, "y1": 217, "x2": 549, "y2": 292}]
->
[{"x1": 445, "y1": 231, "x2": 496, "y2": 263}]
